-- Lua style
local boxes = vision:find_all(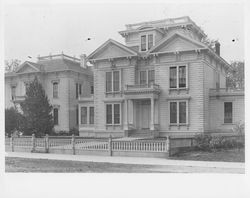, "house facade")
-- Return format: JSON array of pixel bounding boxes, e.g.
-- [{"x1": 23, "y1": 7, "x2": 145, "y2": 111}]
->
[
  {"x1": 5, "y1": 53, "x2": 93, "y2": 132},
  {"x1": 79, "y1": 16, "x2": 244, "y2": 137}
]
